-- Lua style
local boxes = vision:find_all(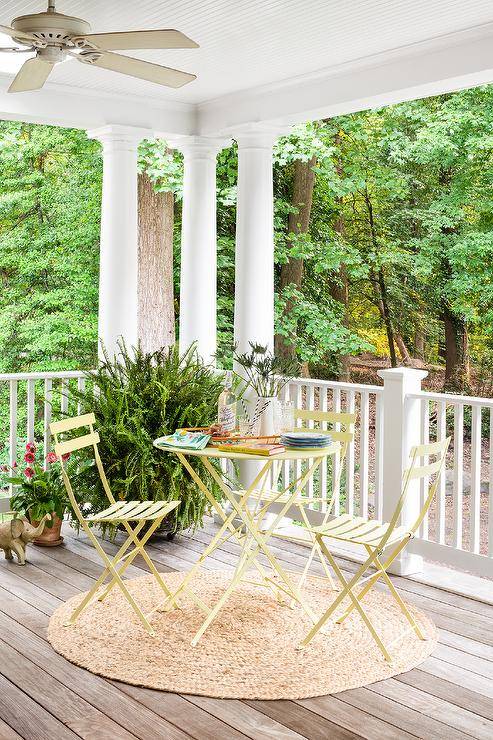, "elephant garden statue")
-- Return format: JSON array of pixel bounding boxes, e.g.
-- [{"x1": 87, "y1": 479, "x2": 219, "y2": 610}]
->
[{"x1": 0, "y1": 513, "x2": 52, "y2": 565}]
